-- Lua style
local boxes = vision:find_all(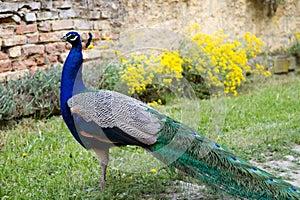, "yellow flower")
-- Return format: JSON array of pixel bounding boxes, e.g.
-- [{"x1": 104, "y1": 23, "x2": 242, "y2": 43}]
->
[
  {"x1": 22, "y1": 152, "x2": 27, "y2": 157},
  {"x1": 103, "y1": 36, "x2": 111, "y2": 40},
  {"x1": 216, "y1": 136, "x2": 221, "y2": 142},
  {"x1": 263, "y1": 71, "x2": 272, "y2": 77},
  {"x1": 147, "y1": 100, "x2": 163, "y2": 109},
  {"x1": 163, "y1": 78, "x2": 172, "y2": 84},
  {"x1": 295, "y1": 32, "x2": 300, "y2": 41},
  {"x1": 87, "y1": 45, "x2": 95, "y2": 49},
  {"x1": 255, "y1": 64, "x2": 265, "y2": 70},
  {"x1": 150, "y1": 169, "x2": 157, "y2": 174}
]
